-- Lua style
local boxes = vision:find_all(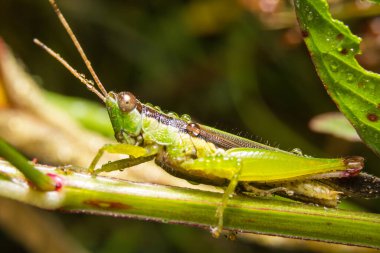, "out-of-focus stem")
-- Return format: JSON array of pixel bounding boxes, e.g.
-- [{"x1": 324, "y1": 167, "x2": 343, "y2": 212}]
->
[{"x1": 0, "y1": 139, "x2": 56, "y2": 191}]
